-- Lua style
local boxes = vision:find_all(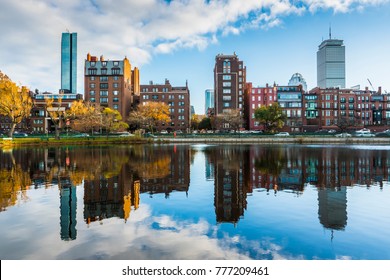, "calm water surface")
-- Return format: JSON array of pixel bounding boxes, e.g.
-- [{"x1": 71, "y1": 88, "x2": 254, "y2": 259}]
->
[{"x1": 0, "y1": 144, "x2": 389, "y2": 260}]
